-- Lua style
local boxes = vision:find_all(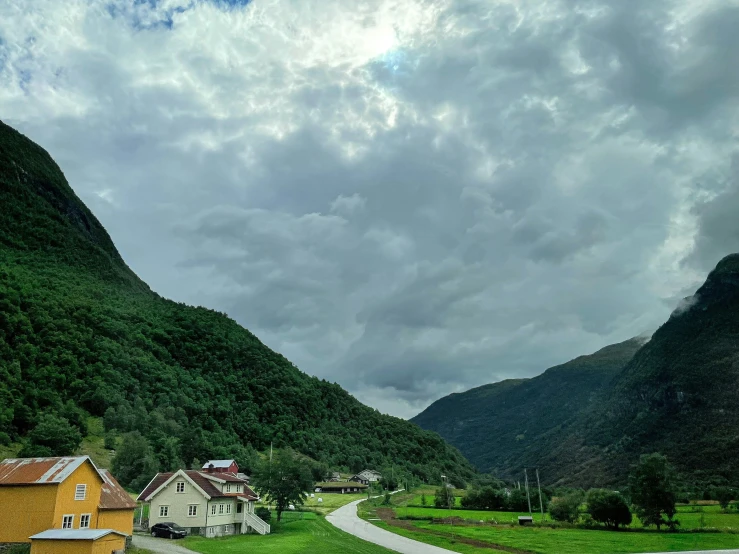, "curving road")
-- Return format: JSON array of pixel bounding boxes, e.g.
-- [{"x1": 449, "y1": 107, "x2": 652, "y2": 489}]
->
[{"x1": 326, "y1": 498, "x2": 456, "y2": 554}]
